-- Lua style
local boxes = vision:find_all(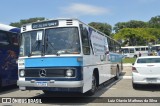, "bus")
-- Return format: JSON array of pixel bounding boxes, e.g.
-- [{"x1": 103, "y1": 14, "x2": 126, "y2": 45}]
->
[
  {"x1": 17, "y1": 18, "x2": 123, "y2": 95},
  {"x1": 121, "y1": 46, "x2": 149, "y2": 58},
  {"x1": 0, "y1": 23, "x2": 20, "y2": 88},
  {"x1": 152, "y1": 44, "x2": 160, "y2": 55}
]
